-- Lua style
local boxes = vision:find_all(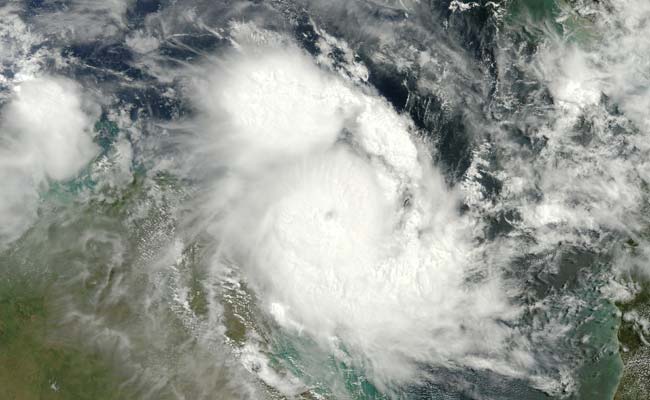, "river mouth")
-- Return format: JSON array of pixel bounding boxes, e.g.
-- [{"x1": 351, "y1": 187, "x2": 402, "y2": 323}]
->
[{"x1": 0, "y1": 0, "x2": 648, "y2": 399}]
